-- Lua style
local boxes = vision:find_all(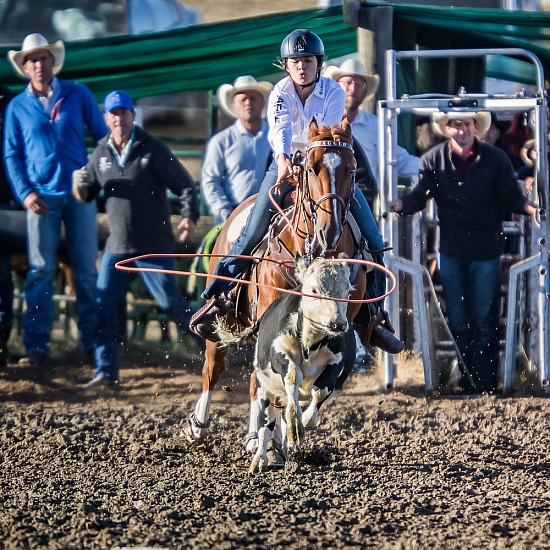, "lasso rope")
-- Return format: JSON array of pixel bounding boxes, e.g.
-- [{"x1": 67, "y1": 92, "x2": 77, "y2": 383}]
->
[{"x1": 115, "y1": 253, "x2": 397, "y2": 304}]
